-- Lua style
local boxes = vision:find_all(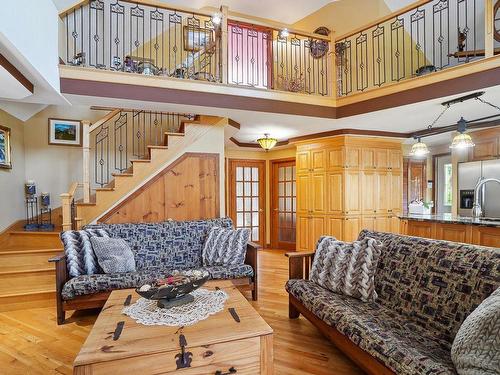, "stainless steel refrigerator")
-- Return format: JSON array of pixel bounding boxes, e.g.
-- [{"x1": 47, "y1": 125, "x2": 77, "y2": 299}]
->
[{"x1": 458, "y1": 159, "x2": 500, "y2": 217}]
